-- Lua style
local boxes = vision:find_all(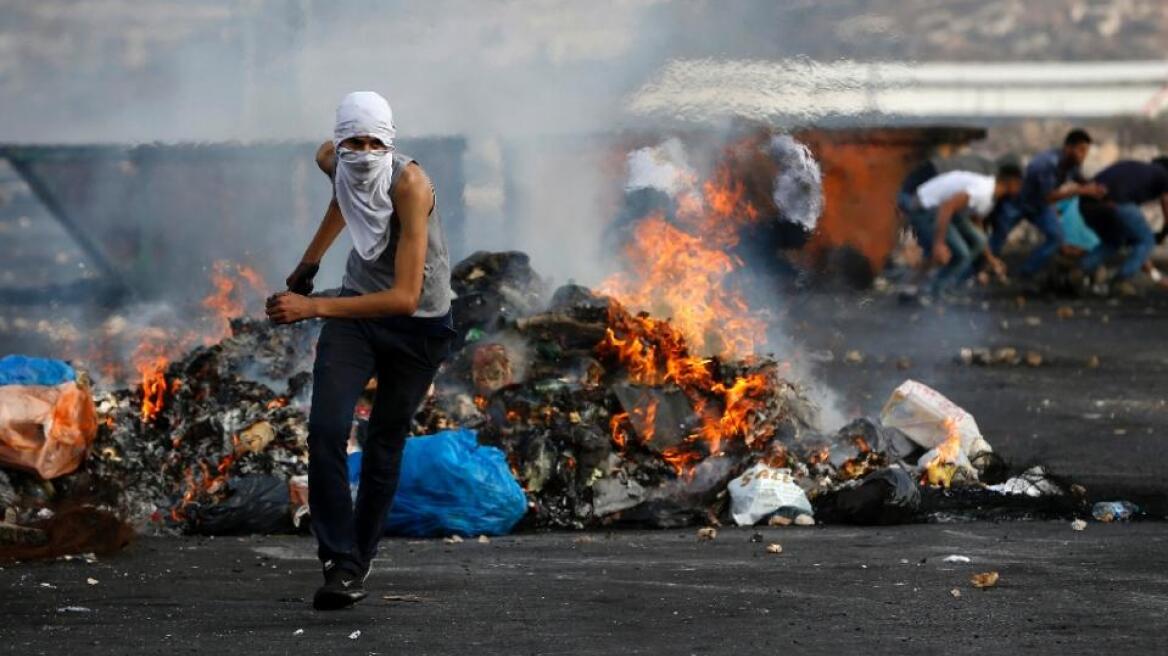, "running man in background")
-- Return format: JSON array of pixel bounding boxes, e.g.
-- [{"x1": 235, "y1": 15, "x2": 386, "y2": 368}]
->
[
  {"x1": 994, "y1": 129, "x2": 1106, "y2": 276},
  {"x1": 267, "y1": 91, "x2": 456, "y2": 611},
  {"x1": 906, "y1": 164, "x2": 1023, "y2": 294},
  {"x1": 1078, "y1": 157, "x2": 1168, "y2": 293}
]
